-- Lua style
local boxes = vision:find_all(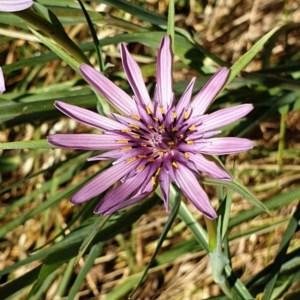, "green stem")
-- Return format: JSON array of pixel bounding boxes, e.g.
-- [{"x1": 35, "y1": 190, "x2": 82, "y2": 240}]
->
[
  {"x1": 14, "y1": 9, "x2": 89, "y2": 65},
  {"x1": 204, "y1": 217, "x2": 217, "y2": 252}
]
